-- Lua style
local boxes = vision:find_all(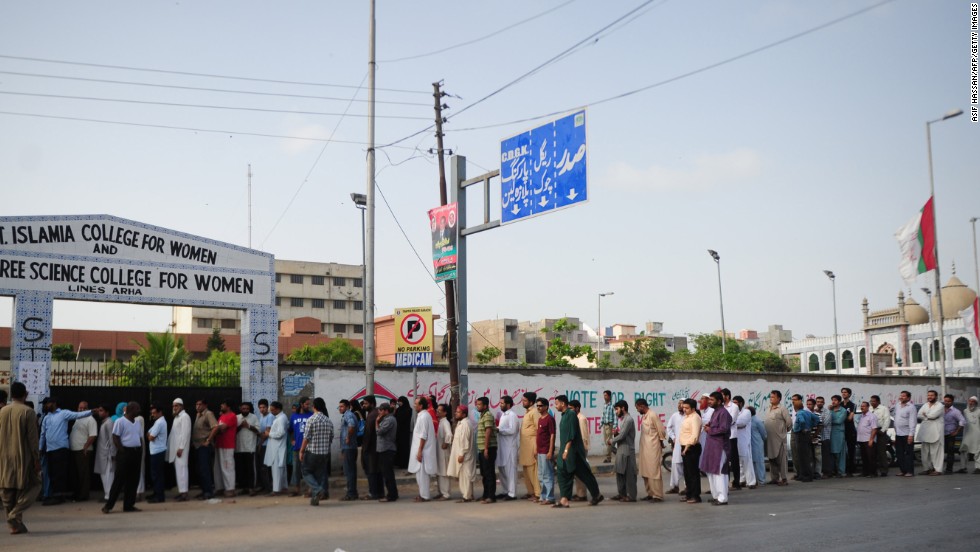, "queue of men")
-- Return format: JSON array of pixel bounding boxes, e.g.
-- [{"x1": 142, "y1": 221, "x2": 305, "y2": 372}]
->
[{"x1": 1, "y1": 383, "x2": 979, "y2": 535}]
